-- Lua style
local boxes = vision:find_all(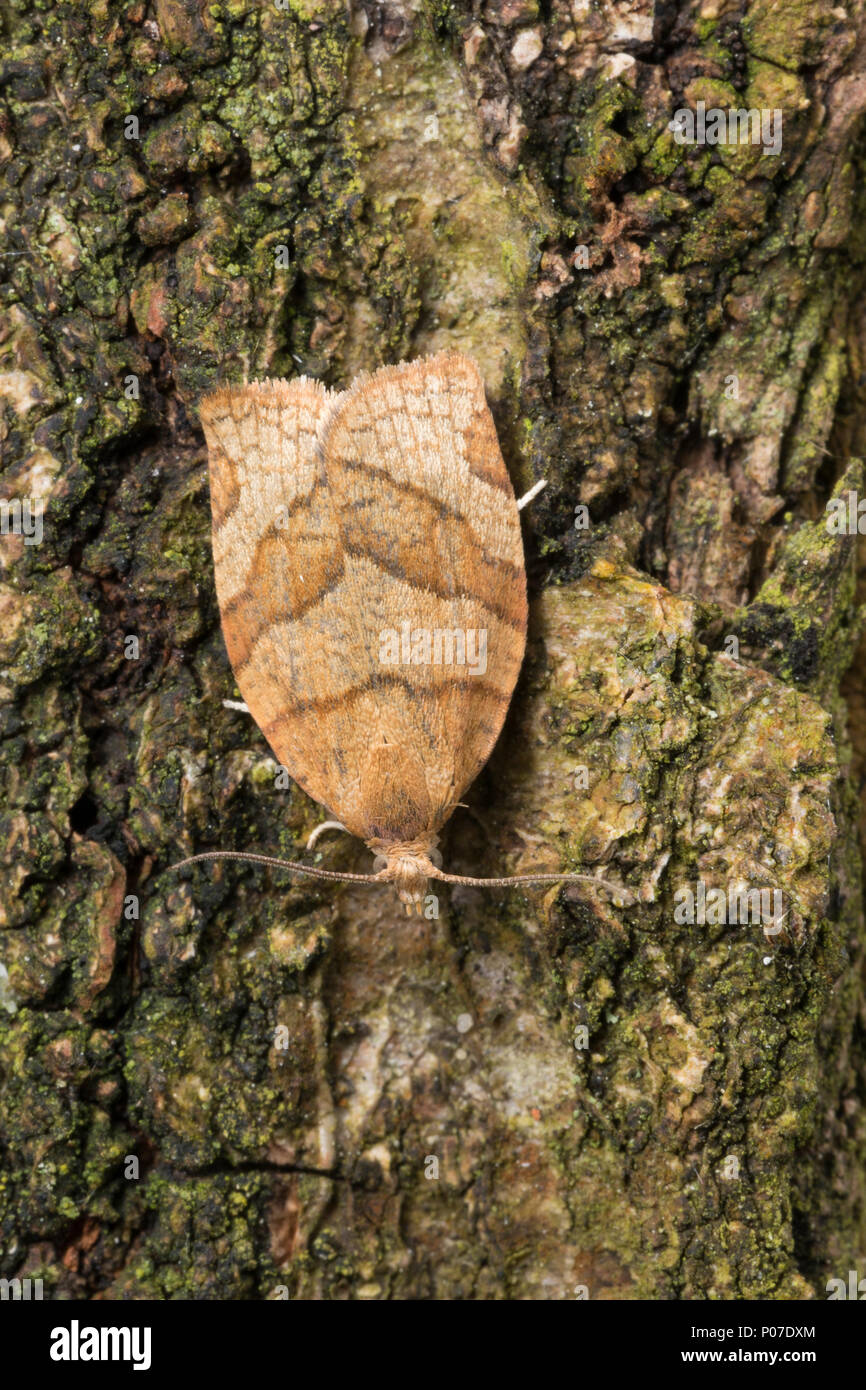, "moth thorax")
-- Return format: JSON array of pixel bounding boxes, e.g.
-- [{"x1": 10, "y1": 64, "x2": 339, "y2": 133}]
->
[{"x1": 368, "y1": 835, "x2": 442, "y2": 914}]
